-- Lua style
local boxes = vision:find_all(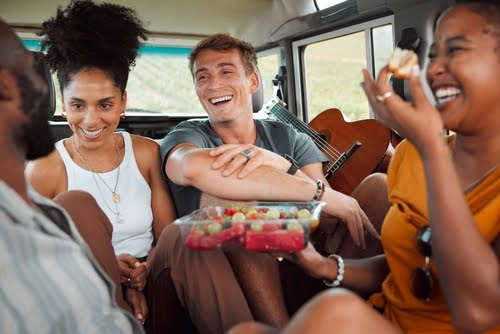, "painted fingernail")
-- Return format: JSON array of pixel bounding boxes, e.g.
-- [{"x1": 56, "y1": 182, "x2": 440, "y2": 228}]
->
[{"x1": 412, "y1": 64, "x2": 420, "y2": 77}]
